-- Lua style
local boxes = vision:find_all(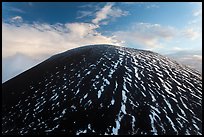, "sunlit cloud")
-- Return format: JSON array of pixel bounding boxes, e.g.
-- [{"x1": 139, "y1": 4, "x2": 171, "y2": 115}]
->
[
  {"x1": 2, "y1": 53, "x2": 40, "y2": 83},
  {"x1": 182, "y1": 28, "x2": 200, "y2": 40},
  {"x1": 114, "y1": 22, "x2": 176, "y2": 49},
  {"x1": 3, "y1": 22, "x2": 122, "y2": 58},
  {"x1": 114, "y1": 22, "x2": 201, "y2": 50},
  {"x1": 10, "y1": 7, "x2": 25, "y2": 13},
  {"x1": 92, "y1": 3, "x2": 129, "y2": 25},
  {"x1": 10, "y1": 16, "x2": 23, "y2": 22},
  {"x1": 2, "y1": 21, "x2": 122, "y2": 82},
  {"x1": 76, "y1": 11, "x2": 93, "y2": 19},
  {"x1": 193, "y1": 9, "x2": 202, "y2": 16},
  {"x1": 166, "y1": 50, "x2": 202, "y2": 73}
]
